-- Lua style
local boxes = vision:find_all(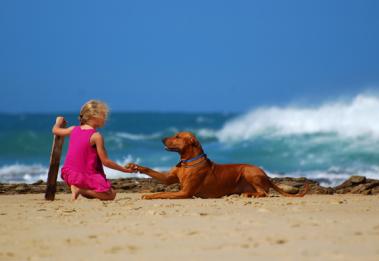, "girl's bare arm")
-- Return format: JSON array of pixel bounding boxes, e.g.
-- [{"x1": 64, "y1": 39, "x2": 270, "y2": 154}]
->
[
  {"x1": 52, "y1": 116, "x2": 74, "y2": 136},
  {"x1": 91, "y1": 132, "x2": 133, "y2": 173}
]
